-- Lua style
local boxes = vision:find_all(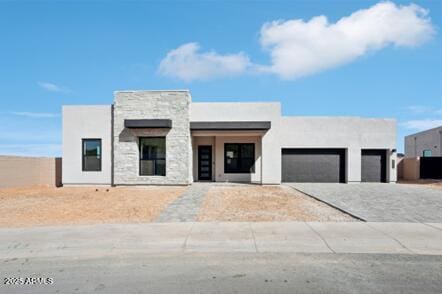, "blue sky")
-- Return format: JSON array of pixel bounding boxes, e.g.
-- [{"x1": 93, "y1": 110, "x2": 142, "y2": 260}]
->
[{"x1": 0, "y1": 0, "x2": 441, "y2": 156}]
